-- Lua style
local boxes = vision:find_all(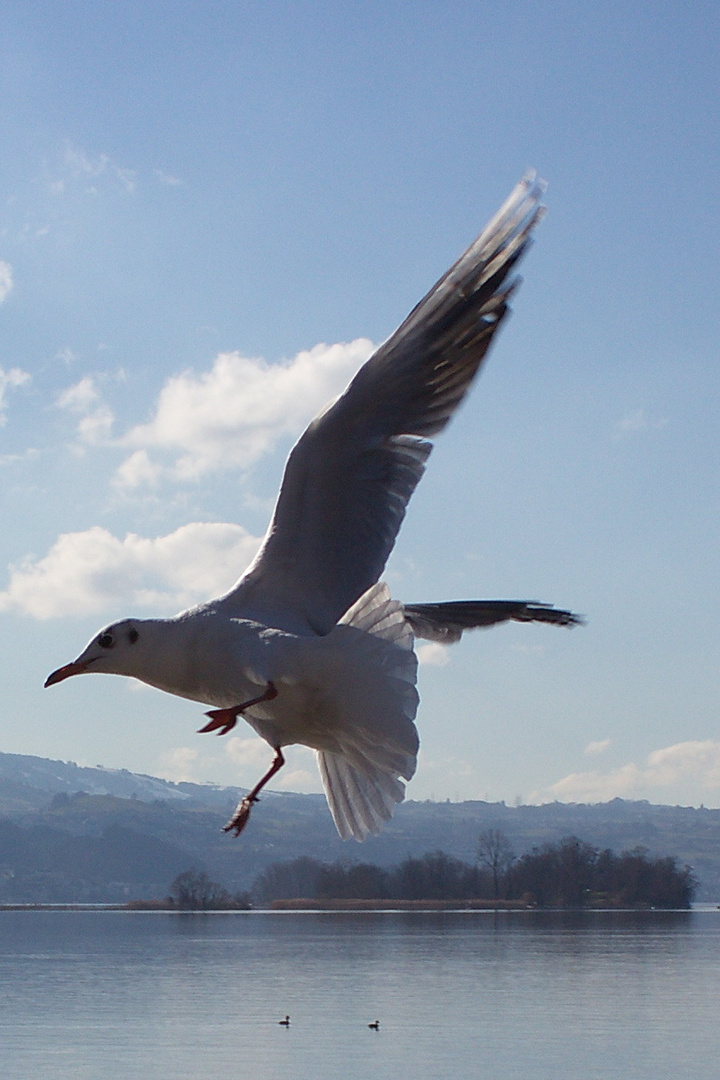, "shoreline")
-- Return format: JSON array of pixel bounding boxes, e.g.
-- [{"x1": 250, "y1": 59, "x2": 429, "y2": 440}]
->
[
  {"x1": 269, "y1": 898, "x2": 529, "y2": 910},
  {"x1": 0, "y1": 899, "x2": 527, "y2": 912},
  {"x1": 0, "y1": 898, "x2": 701, "y2": 912}
]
